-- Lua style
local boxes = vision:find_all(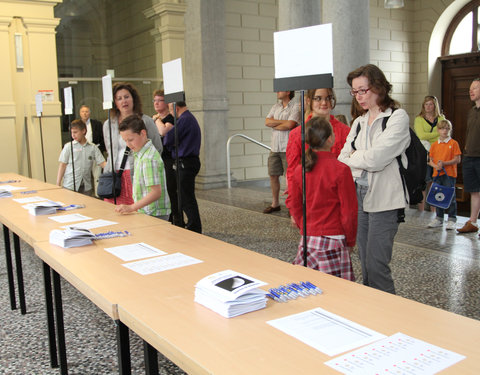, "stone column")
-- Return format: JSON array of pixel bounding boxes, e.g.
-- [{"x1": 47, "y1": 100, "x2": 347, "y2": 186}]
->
[
  {"x1": 323, "y1": 0, "x2": 369, "y2": 122},
  {"x1": 184, "y1": 0, "x2": 228, "y2": 189},
  {"x1": 278, "y1": 0, "x2": 321, "y2": 31},
  {"x1": 144, "y1": 0, "x2": 186, "y2": 79},
  {"x1": 0, "y1": 1, "x2": 62, "y2": 181}
]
